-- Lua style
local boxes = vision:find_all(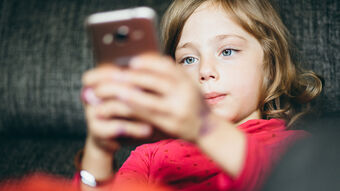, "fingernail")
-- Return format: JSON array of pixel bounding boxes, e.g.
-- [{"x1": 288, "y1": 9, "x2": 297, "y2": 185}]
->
[
  {"x1": 81, "y1": 87, "x2": 102, "y2": 105},
  {"x1": 130, "y1": 56, "x2": 142, "y2": 69},
  {"x1": 141, "y1": 125, "x2": 152, "y2": 135},
  {"x1": 116, "y1": 125, "x2": 127, "y2": 136}
]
